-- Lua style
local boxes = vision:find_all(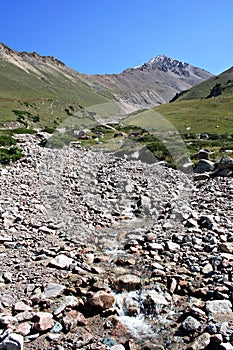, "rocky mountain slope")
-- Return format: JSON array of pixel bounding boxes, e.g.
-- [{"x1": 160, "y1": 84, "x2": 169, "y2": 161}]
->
[
  {"x1": 87, "y1": 55, "x2": 213, "y2": 111},
  {"x1": 0, "y1": 43, "x2": 213, "y2": 129}
]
